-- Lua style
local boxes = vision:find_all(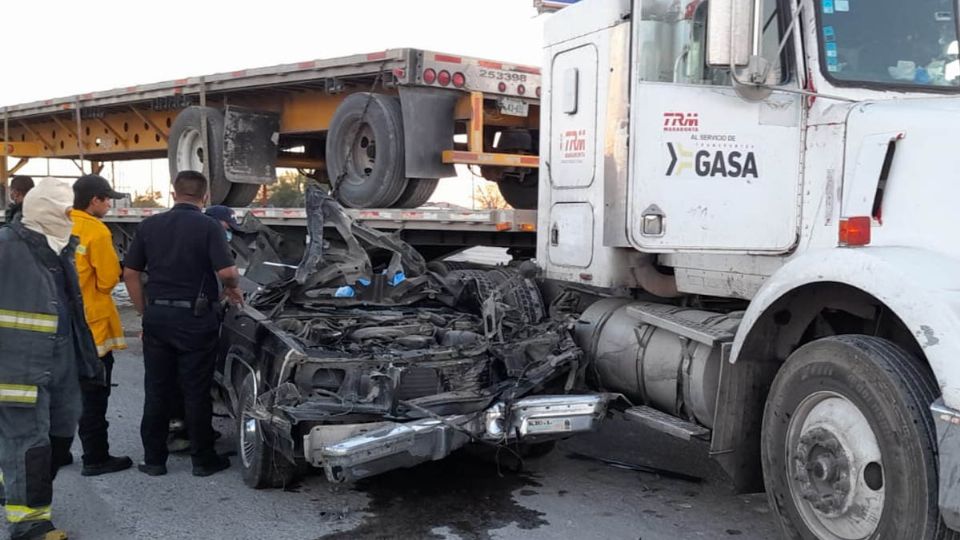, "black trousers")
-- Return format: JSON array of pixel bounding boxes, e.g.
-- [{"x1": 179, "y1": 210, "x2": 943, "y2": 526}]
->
[
  {"x1": 78, "y1": 352, "x2": 114, "y2": 465},
  {"x1": 140, "y1": 320, "x2": 219, "y2": 467}
]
